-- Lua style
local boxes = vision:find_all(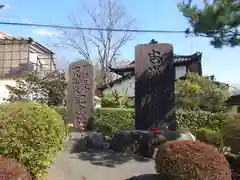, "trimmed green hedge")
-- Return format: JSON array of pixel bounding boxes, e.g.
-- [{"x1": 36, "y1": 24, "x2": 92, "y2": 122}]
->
[
  {"x1": 176, "y1": 109, "x2": 229, "y2": 134},
  {"x1": 0, "y1": 101, "x2": 66, "y2": 179},
  {"x1": 94, "y1": 108, "x2": 229, "y2": 137},
  {"x1": 94, "y1": 108, "x2": 134, "y2": 138}
]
